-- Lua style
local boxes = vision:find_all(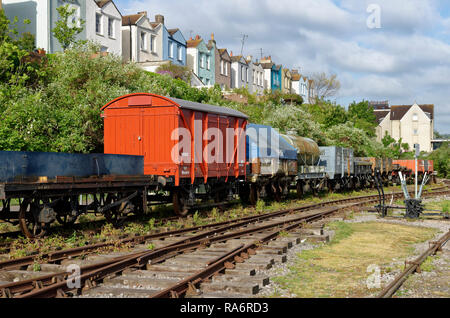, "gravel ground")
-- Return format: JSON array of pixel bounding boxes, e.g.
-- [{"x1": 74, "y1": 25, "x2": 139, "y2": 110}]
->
[{"x1": 257, "y1": 195, "x2": 450, "y2": 298}]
